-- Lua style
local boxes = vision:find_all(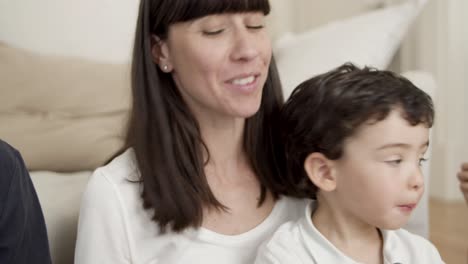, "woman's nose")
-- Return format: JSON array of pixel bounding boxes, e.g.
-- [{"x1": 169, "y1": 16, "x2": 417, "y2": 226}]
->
[{"x1": 230, "y1": 28, "x2": 261, "y2": 62}]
